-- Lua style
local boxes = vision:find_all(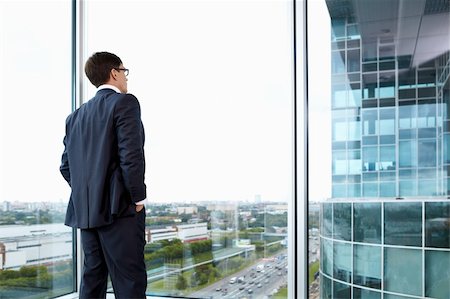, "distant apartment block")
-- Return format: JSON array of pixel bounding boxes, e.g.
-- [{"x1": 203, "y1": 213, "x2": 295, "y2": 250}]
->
[{"x1": 147, "y1": 222, "x2": 208, "y2": 244}]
